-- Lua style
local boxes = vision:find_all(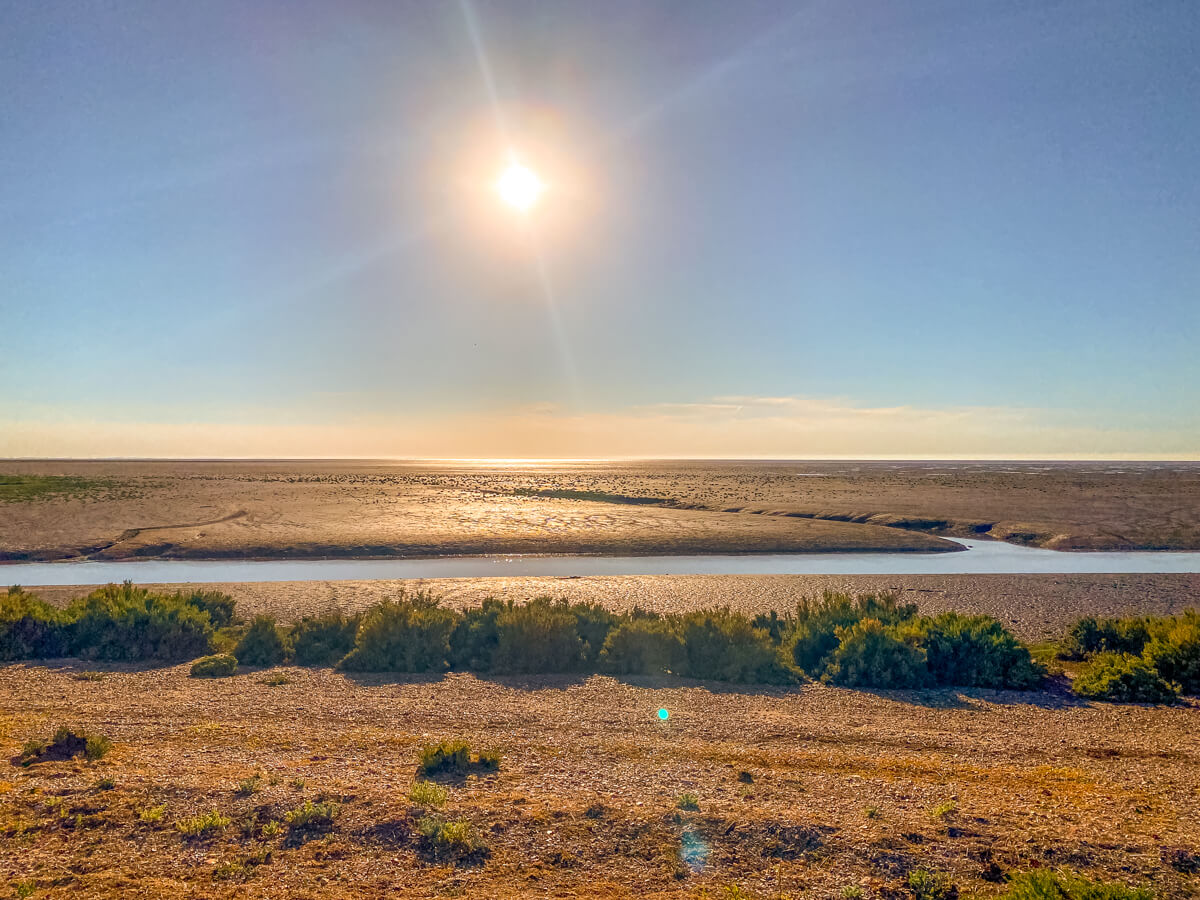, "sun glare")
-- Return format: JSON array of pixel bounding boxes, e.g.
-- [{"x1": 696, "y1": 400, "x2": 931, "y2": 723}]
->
[{"x1": 494, "y1": 162, "x2": 545, "y2": 213}]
